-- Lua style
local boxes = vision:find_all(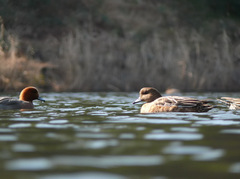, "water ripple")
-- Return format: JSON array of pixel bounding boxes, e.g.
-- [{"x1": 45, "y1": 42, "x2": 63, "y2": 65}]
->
[
  {"x1": 9, "y1": 123, "x2": 31, "y2": 128},
  {"x1": 76, "y1": 133, "x2": 112, "y2": 139},
  {"x1": 163, "y1": 142, "x2": 224, "y2": 161},
  {"x1": 12, "y1": 144, "x2": 35, "y2": 152},
  {"x1": 229, "y1": 162, "x2": 240, "y2": 173},
  {"x1": 51, "y1": 155, "x2": 164, "y2": 167},
  {"x1": 1, "y1": 92, "x2": 240, "y2": 178},
  {"x1": 195, "y1": 120, "x2": 240, "y2": 126},
  {"x1": 36, "y1": 123, "x2": 79, "y2": 129},
  {"x1": 0, "y1": 135, "x2": 17, "y2": 141},
  {"x1": 5, "y1": 158, "x2": 52, "y2": 170},
  {"x1": 39, "y1": 172, "x2": 126, "y2": 179},
  {"x1": 221, "y1": 129, "x2": 240, "y2": 134},
  {"x1": 145, "y1": 133, "x2": 203, "y2": 141}
]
